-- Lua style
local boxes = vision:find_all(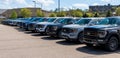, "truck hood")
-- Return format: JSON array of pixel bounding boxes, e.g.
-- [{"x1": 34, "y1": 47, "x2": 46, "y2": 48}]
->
[
  {"x1": 36, "y1": 22, "x2": 54, "y2": 25},
  {"x1": 63, "y1": 24, "x2": 87, "y2": 29},
  {"x1": 87, "y1": 25, "x2": 116, "y2": 29}
]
